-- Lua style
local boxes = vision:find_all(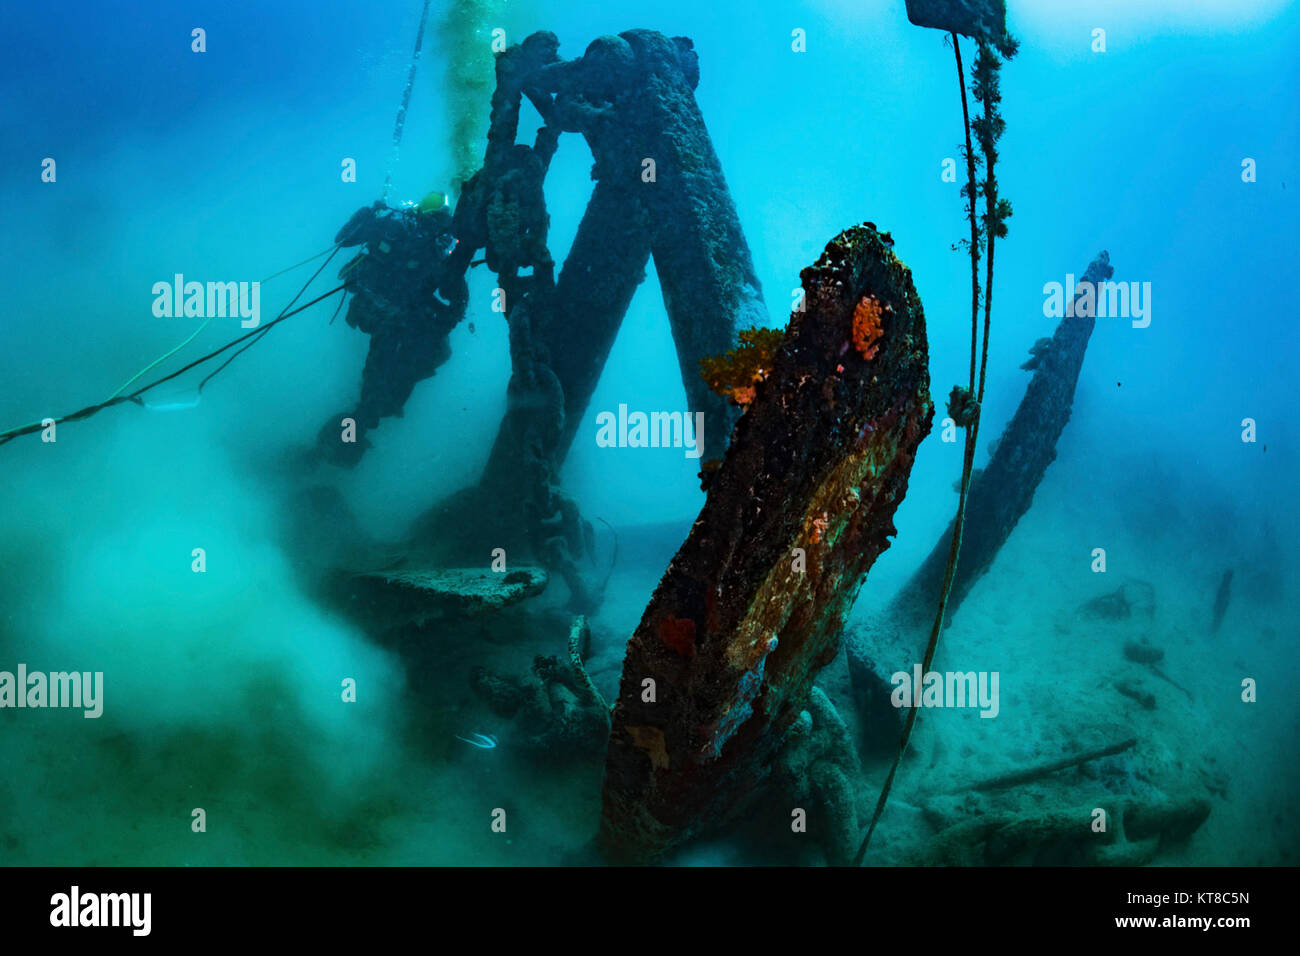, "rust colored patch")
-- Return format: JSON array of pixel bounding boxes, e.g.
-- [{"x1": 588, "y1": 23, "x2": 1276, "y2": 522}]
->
[{"x1": 657, "y1": 615, "x2": 697, "y2": 658}]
